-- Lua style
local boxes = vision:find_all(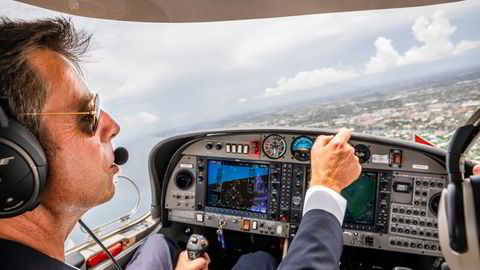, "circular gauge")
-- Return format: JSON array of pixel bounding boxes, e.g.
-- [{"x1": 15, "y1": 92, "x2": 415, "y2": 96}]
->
[
  {"x1": 263, "y1": 134, "x2": 287, "y2": 159},
  {"x1": 354, "y1": 144, "x2": 371, "y2": 163},
  {"x1": 291, "y1": 136, "x2": 314, "y2": 161}
]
